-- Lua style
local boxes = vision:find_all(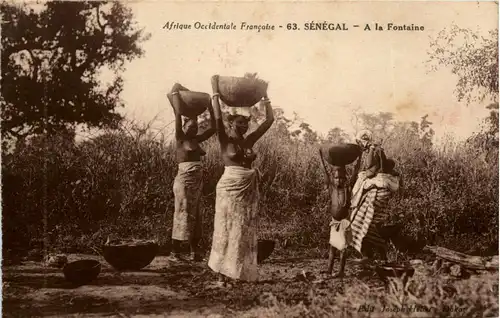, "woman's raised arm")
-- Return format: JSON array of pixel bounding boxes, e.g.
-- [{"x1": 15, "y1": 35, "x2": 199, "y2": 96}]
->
[
  {"x1": 169, "y1": 91, "x2": 185, "y2": 141},
  {"x1": 245, "y1": 97, "x2": 274, "y2": 147},
  {"x1": 319, "y1": 147, "x2": 332, "y2": 187},
  {"x1": 211, "y1": 75, "x2": 228, "y2": 143}
]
